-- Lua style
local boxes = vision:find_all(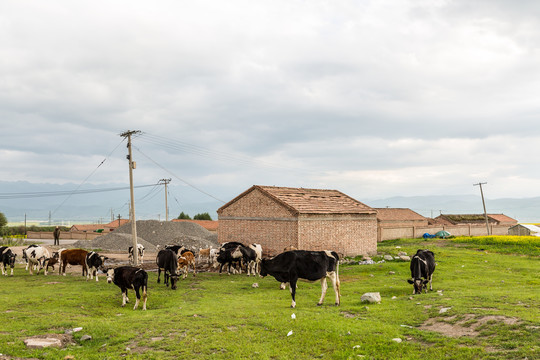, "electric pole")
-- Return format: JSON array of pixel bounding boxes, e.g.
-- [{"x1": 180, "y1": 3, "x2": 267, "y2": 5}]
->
[
  {"x1": 159, "y1": 178, "x2": 171, "y2": 221},
  {"x1": 121, "y1": 130, "x2": 141, "y2": 265},
  {"x1": 474, "y1": 182, "x2": 490, "y2": 235}
]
